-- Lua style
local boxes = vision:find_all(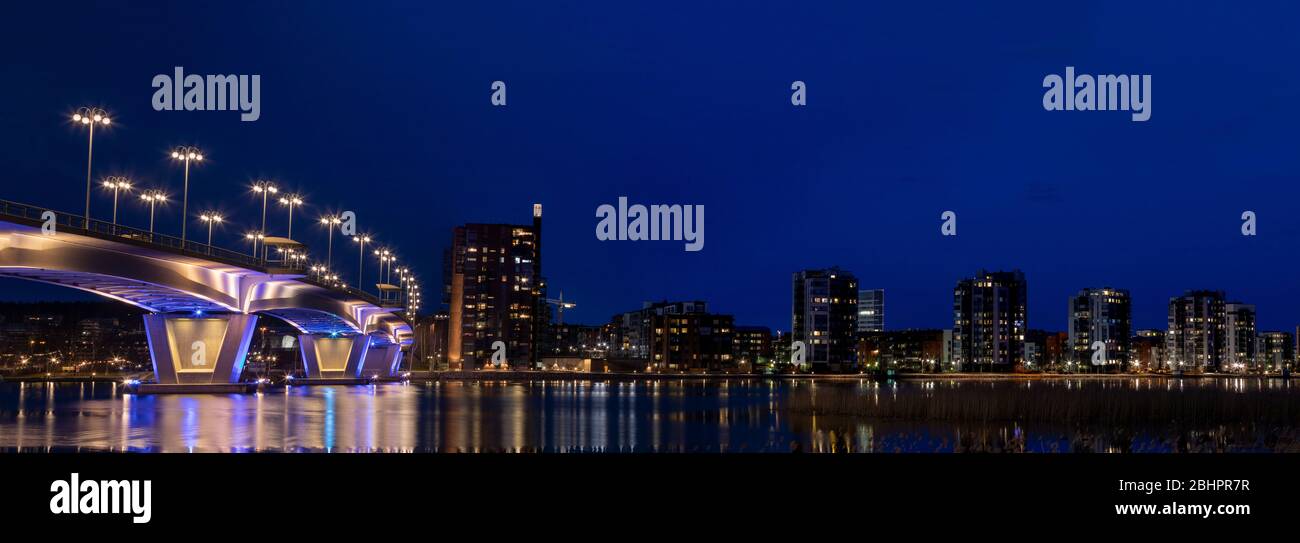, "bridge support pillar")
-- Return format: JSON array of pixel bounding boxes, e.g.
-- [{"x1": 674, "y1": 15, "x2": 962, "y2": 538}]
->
[
  {"x1": 360, "y1": 343, "x2": 403, "y2": 378},
  {"x1": 298, "y1": 334, "x2": 370, "y2": 379},
  {"x1": 142, "y1": 313, "x2": 258, "y2": 385}
]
